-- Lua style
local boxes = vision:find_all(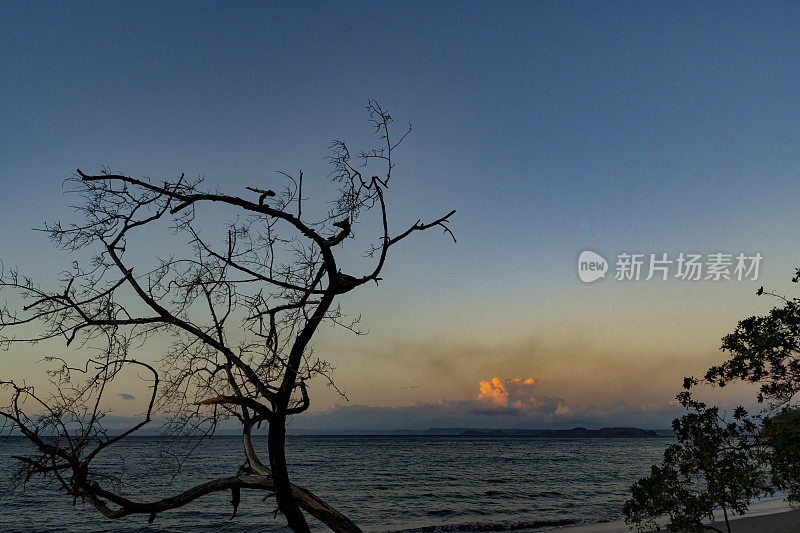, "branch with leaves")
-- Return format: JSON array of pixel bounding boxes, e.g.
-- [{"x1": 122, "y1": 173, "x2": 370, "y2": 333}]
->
[{"x1": 625, "y1": 269, "x2": 800, "y2": 532}]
